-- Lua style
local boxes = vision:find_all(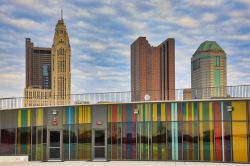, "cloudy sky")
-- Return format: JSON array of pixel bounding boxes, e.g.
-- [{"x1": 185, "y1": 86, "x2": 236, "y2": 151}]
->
[{"x1": 0, "y1": 0, "x2": 249, "y2": 97}]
